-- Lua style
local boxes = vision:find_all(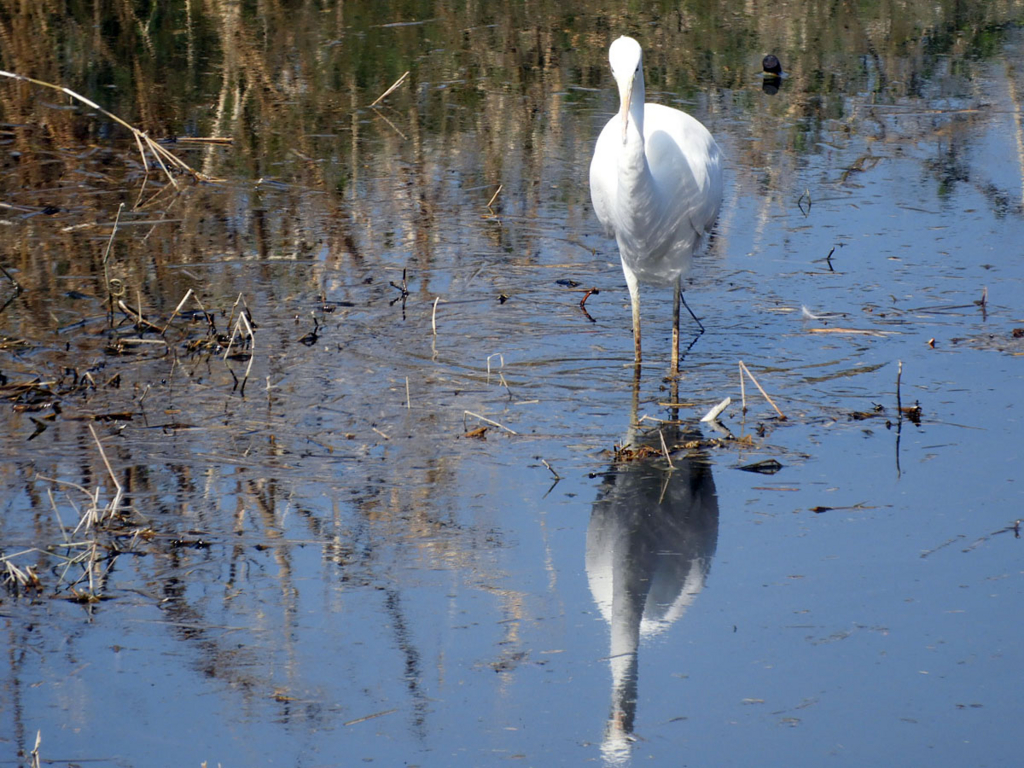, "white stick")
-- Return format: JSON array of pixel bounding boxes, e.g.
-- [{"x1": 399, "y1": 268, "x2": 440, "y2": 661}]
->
[{"x1": 700, "y1": 396, "x2": 732, "y2": 423}]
